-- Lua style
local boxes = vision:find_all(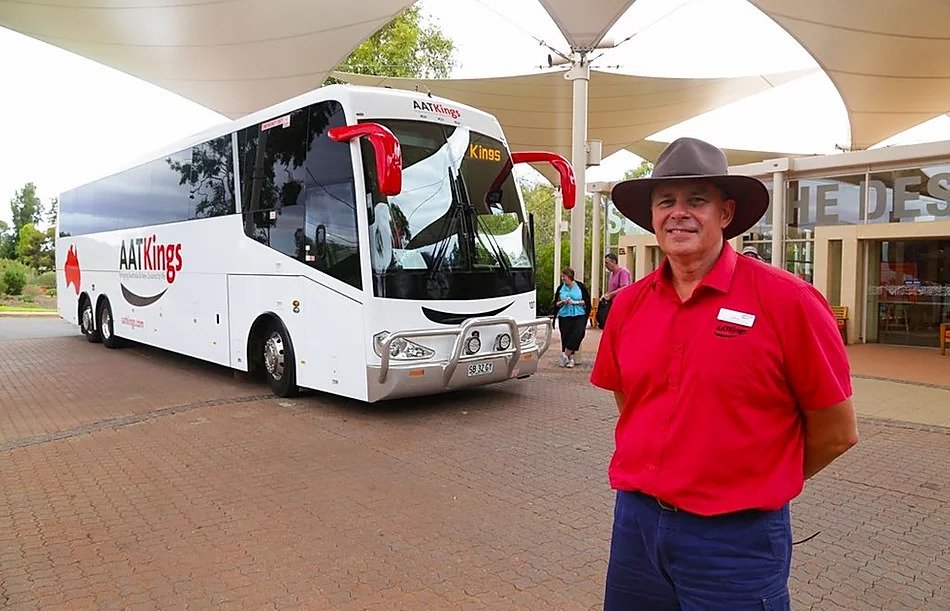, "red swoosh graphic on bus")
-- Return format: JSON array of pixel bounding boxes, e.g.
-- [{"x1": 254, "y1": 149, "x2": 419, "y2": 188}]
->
[
  {"x1": 64, "y1": 245, "x2": 81, "y2": 295},
  {"x1": 121, "y1": 284, "x2": 168, "y2": 307}
]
